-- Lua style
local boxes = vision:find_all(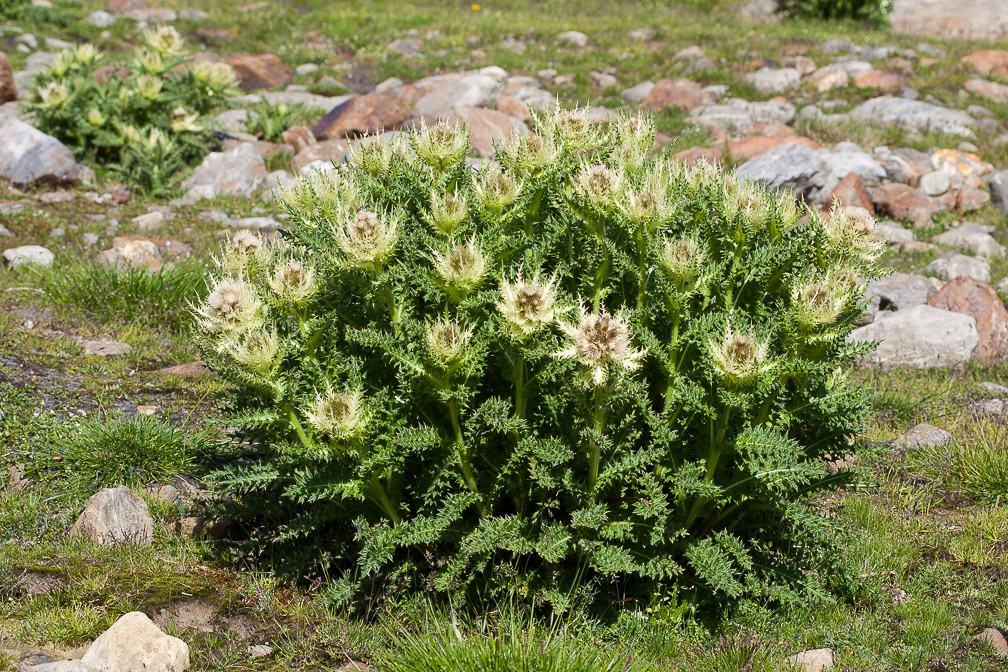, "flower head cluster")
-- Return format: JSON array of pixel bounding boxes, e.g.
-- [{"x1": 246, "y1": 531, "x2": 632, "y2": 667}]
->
[
  {"x1": 224, "y1": 328, "x2": 280, "y2": 376},
  {"x1": 556, "y1": 304, "x2": 645, "y2": 386},
  {"x1": 336, "y1": 209, "x2": 398, "y2": 271},
  {"x1": 305, "y1": 387, "x2": 369, "y2": 443},
  {"x1": 791, "y1": 273, "x2": 853, "y2": 331},
  {"x1": 190, "y1": 60, "x2": 238, "y2": 92},
  {"x1": 136, "y1": 74, "x2": 164, "y2": 100},
  {"x1": 473, "y1": 163, "x2": 522, "y2": 215},
  {"x1": 660, "y1": 236, "x2": 705, "y2": 289},
  {"x1": 575, "y1": 163, "x2": 623, "y2": 215},
  {"x1": 135, "y1": 48, "x2": 166, "y2": 75},
  {"x1": 171, "y1": 107, "x2": 201, "y2": 133},
  {"x1": 546, "y1": 106, "x2": 599, "y2": 151},
  {"x1": 220, "y1": 229, "x2": 270, "y2": 276},
  {"x1": 37, "y1": 81, "x2": 69, "y2": 109},
  {"x1": 352, "y1": 133, "x2": 396, "y2": 176},
  {"x1": 706, "y1": 325, "x2": 771, "y2": 388},
  {"x1": 425, "y1": 188, "x2": 468, "y2": 235},
  {"x1": 413, "y1": 119, "x2": 469, "y2": 170},
  {"x1": 620, "y1": 165, "x2": 673, "y2": 231},
  {"x1": 825, "y1": 205, "x2": 884, "y2": 261},
  {"x1": 196, "y1": 277, "x2": 264, "y2": 334},
  {"x1": 144, "y1": 25, "x2": 185, "y2": 56},
  {"x1": 498, "y1": 131, "x2": 559, "y2": 180},
  {"x1": 87, "y1": 108, "x2": 106, "y2": 127},
  {"x1": 432, "y1": 240, "x2": 486, "y2": 295},
  {"x1": 426, "y1": 319, "x2": 474, "y2": 370},
  {"x1": 269, "y1": 259, "x2": 318, "y2": 306},
  {"x1": 497, "y1": 273, "x2": 559, "y2": 341},
  {"x1": 613, "y1": 113, "x2": 655, "y2": 173}
]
